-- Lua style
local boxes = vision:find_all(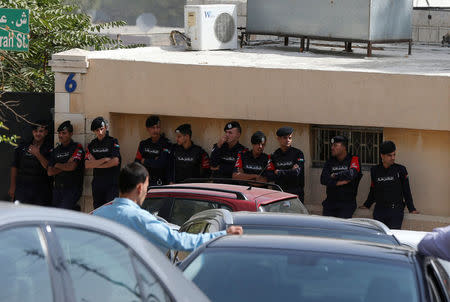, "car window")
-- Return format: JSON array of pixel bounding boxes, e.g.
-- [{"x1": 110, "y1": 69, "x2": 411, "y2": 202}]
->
[
  {"x1": 183, "y1": 248, "x2": 420, "y2": 302},
  {"x1": 132, "y1": 256, "x2": 172, "y2": 302},
  {"x1": 259, "y1": 198, "x2": 309, "y2": 214},
  {"x1": 0, "y1": 227, "x2": 53, "y2": 302},
  {"x1": 54, "y1": 227, "x2": 141, "y2": 302},
  {"x1": 142, "y1": 197, "x2": 173, "y2": 221},
  {"x1": 239, "y1": 225, "x2": 398, "y2": 245},
  {"x1": 170, "y1": 198, "x2": 220, "y2": 226},
  {"x1": 175, "y1": 222, "x2": 209, "y2": 262}
]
